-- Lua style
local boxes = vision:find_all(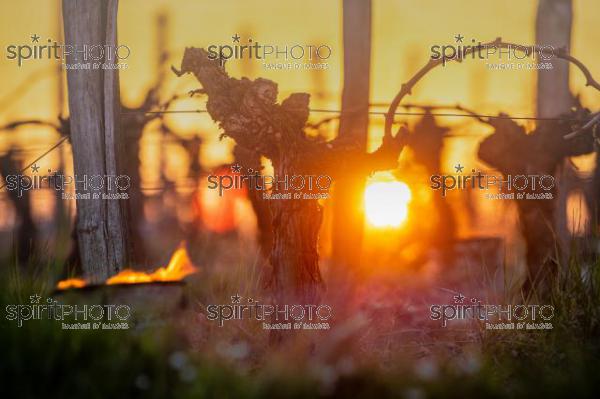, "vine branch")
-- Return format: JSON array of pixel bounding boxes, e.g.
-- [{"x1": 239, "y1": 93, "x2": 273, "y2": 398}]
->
[{"x1": 383, "y1": 37, "x2": 600, "y2": 140}]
